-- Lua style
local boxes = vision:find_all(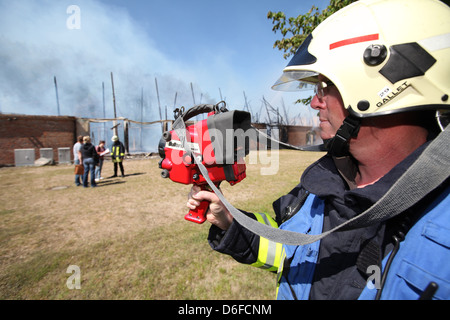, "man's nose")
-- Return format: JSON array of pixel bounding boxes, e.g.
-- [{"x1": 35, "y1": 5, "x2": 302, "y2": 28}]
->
[{"x1": 310, "y1": 94, "x2": 325, "y2": 110}]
